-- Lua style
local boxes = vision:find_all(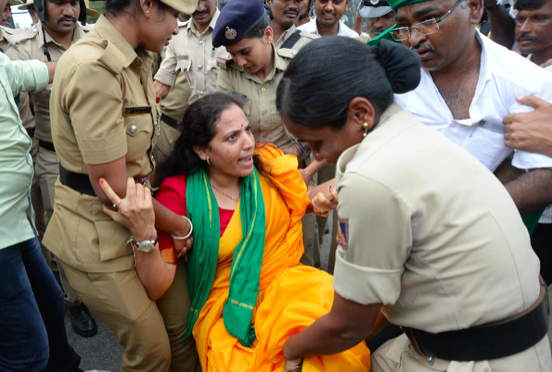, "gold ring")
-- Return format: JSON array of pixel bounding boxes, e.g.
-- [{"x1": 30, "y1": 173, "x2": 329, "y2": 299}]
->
[{"x1": 113, "y1": 200, "x2": 122, "y2": 208}]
